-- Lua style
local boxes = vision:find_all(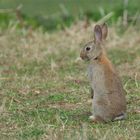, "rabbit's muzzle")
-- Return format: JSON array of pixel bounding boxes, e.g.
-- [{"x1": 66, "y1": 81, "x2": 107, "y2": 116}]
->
[{"x1": 80, "y1": 51, "x2": 89, "y2": 61}]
